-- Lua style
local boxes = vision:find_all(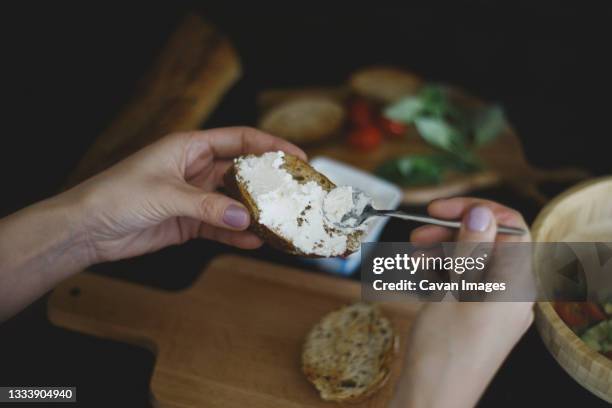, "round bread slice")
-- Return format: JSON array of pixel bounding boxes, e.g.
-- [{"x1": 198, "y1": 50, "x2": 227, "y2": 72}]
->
[
  {"x1": 223, "y1": 153, "x2": 363, "y2": 257},
  {"x1": 302, "y1": 302, "x2": 398, "y2": 403},
  {"x1": 258, "y1": 96, "x2": 346, "y2": 145},
  {"x1": 349, "y1": 66, "x2": 423, "y2": 103}
]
